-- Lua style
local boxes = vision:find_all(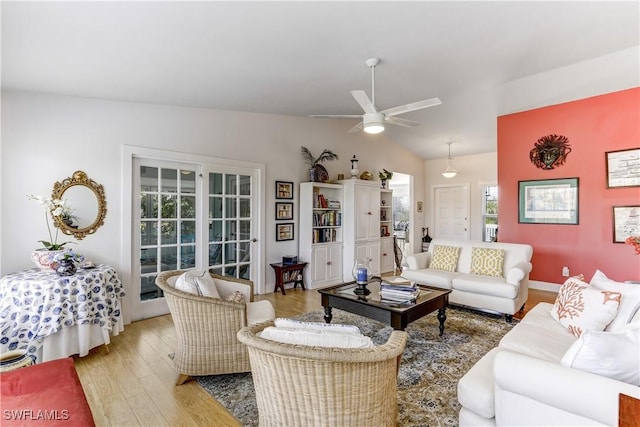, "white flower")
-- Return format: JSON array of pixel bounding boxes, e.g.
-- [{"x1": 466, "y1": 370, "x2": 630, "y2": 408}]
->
[{"x1": 27, "y1": 194, "x2": 76, "y2": 250}]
